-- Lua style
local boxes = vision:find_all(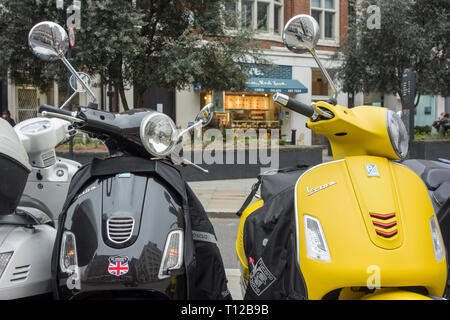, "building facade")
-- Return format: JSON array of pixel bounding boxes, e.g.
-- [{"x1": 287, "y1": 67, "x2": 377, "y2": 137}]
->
[
  {"x1": 176, "y1": 0, "x2": 350, "y2": 146},
  {"x1": 4, "y1": 1, "x2": 446, "y2": 143}
]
